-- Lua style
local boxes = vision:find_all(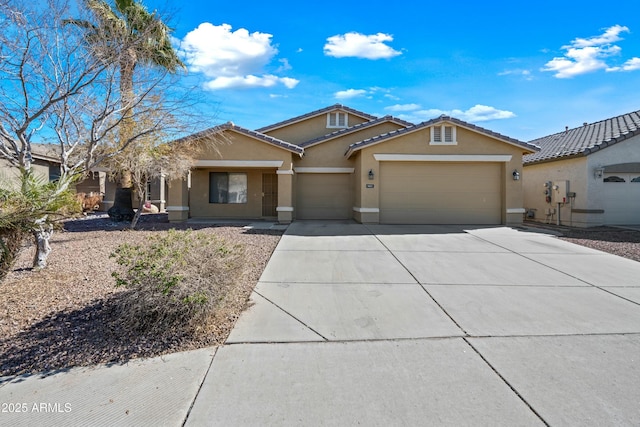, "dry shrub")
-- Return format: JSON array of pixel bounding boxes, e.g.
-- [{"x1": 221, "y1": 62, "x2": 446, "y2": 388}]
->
[
  {"x1": 0, "y1": 226, "x2": 30, "y2": 281},
  {"x1": 110, "y1": 229, "x2": 245, "y2": 335}
]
